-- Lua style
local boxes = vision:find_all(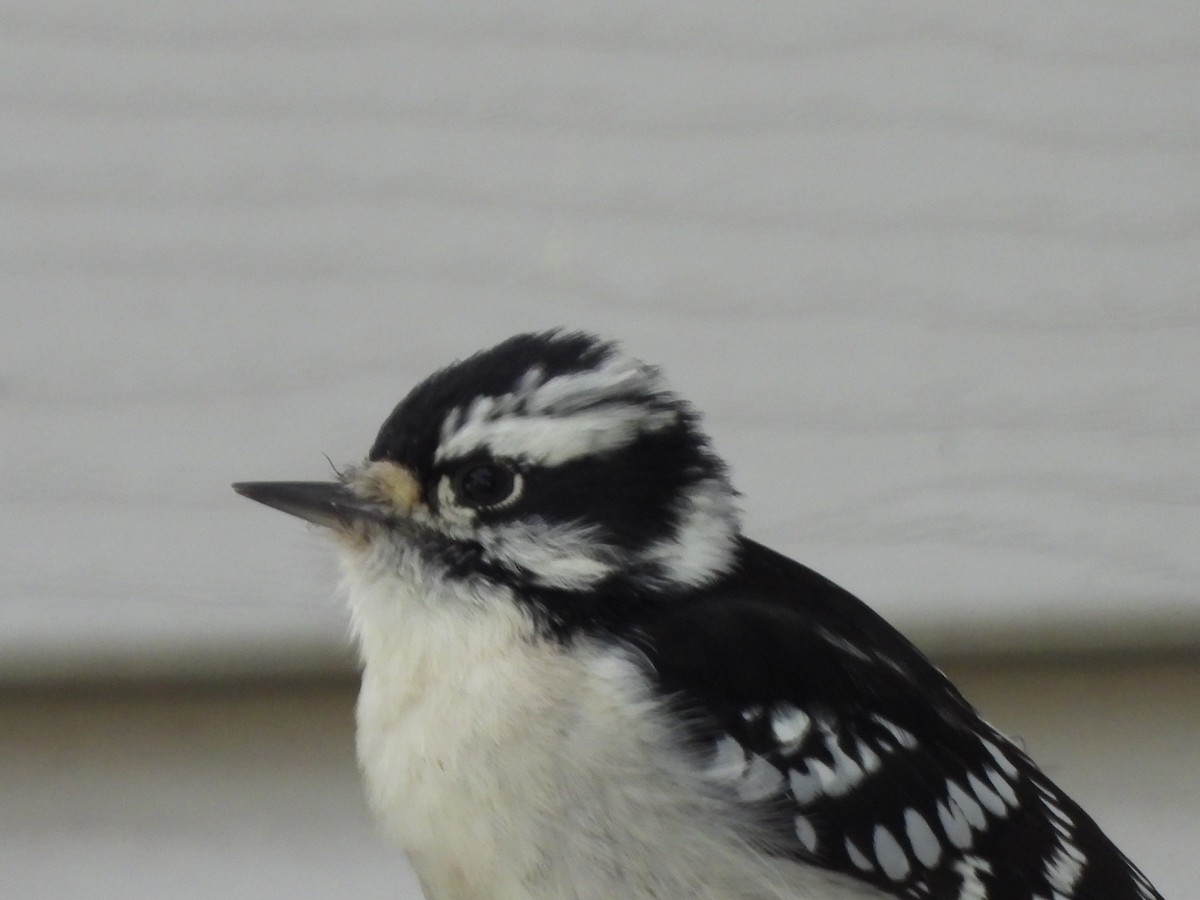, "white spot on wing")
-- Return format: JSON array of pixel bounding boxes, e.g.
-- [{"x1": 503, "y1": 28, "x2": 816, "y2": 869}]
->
[
  {"x1": 985, "y1": 766, "x2": 1018, "y2": 808},
  {"x1": 845, "y1": 837, "x2": 874, "y2": 872},
  {"x1": 823, "y1": 743, "x2": 866, "y2": 796},
  {"x1": 787, "y1": 716, "x2": 912, "y2": 804},
  {"x1": 788, "y1": 766, "x2": 822, "y2": 803},
  {"x1": 793, "y1": 815, "x2": 818, "y2": 854},
  {"x1": 1062, "y1": 840, "x2": 1086, "y2": 865},
  {"x1": 969, "y1": 771, "x2": 1009, "y2": 817},
  {"x1": 770, "y1": 704, "x2": 811, "y2": 749},
  {"x1": 954, "y1": 855, "x2": 993, "y2": 899},
  {"x1": 871, "y1": 714, "x2": 918, "y2": 750},
  {"x1": 1037, "y1": 786, "x2": 1088, "y2": 896},
  {"x1": 855, "y1": 739, "x2": 881, "y2": 774},
  {"x1": 947, "y1": 779, "x2": 987, "y2": 831},
  {"x1": 904, "y1": 808, "x2": 942, "y2": 868},
  {"x1": 982, "y1": 737, "x2": 1019, "y2": 778},
  {"x1": 787, "y1": 738, "x2": 868, "y2": 800},
  {"x1": 1045, "y1": 839, "x2": 1086, "y2": 894},
  {"x1": 1043, "y1": 795, "x2": 1073, "y2": 826},
  {"x1": 873, "y1": 824, "x2": 911, "y2": 881},
  {"x1": 937, "y1": 799, "x2": 973, "y2": 850}
]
